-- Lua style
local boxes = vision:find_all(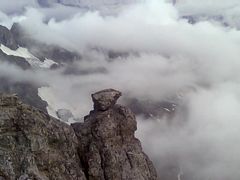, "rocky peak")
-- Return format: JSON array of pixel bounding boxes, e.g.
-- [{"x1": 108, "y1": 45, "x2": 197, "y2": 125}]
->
[
  {"x1": 92, "y1": 88, "x2": 122, "y2": 111},
  {"x1": 0, "y1": 25, "x2": 18, "y2": 50},
  {"x1": 72, "y1": 89, "x2": 157, "y2": 180},
  {"x1": 0, "y1": 90, "x2": 157, "y2": 180}
]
